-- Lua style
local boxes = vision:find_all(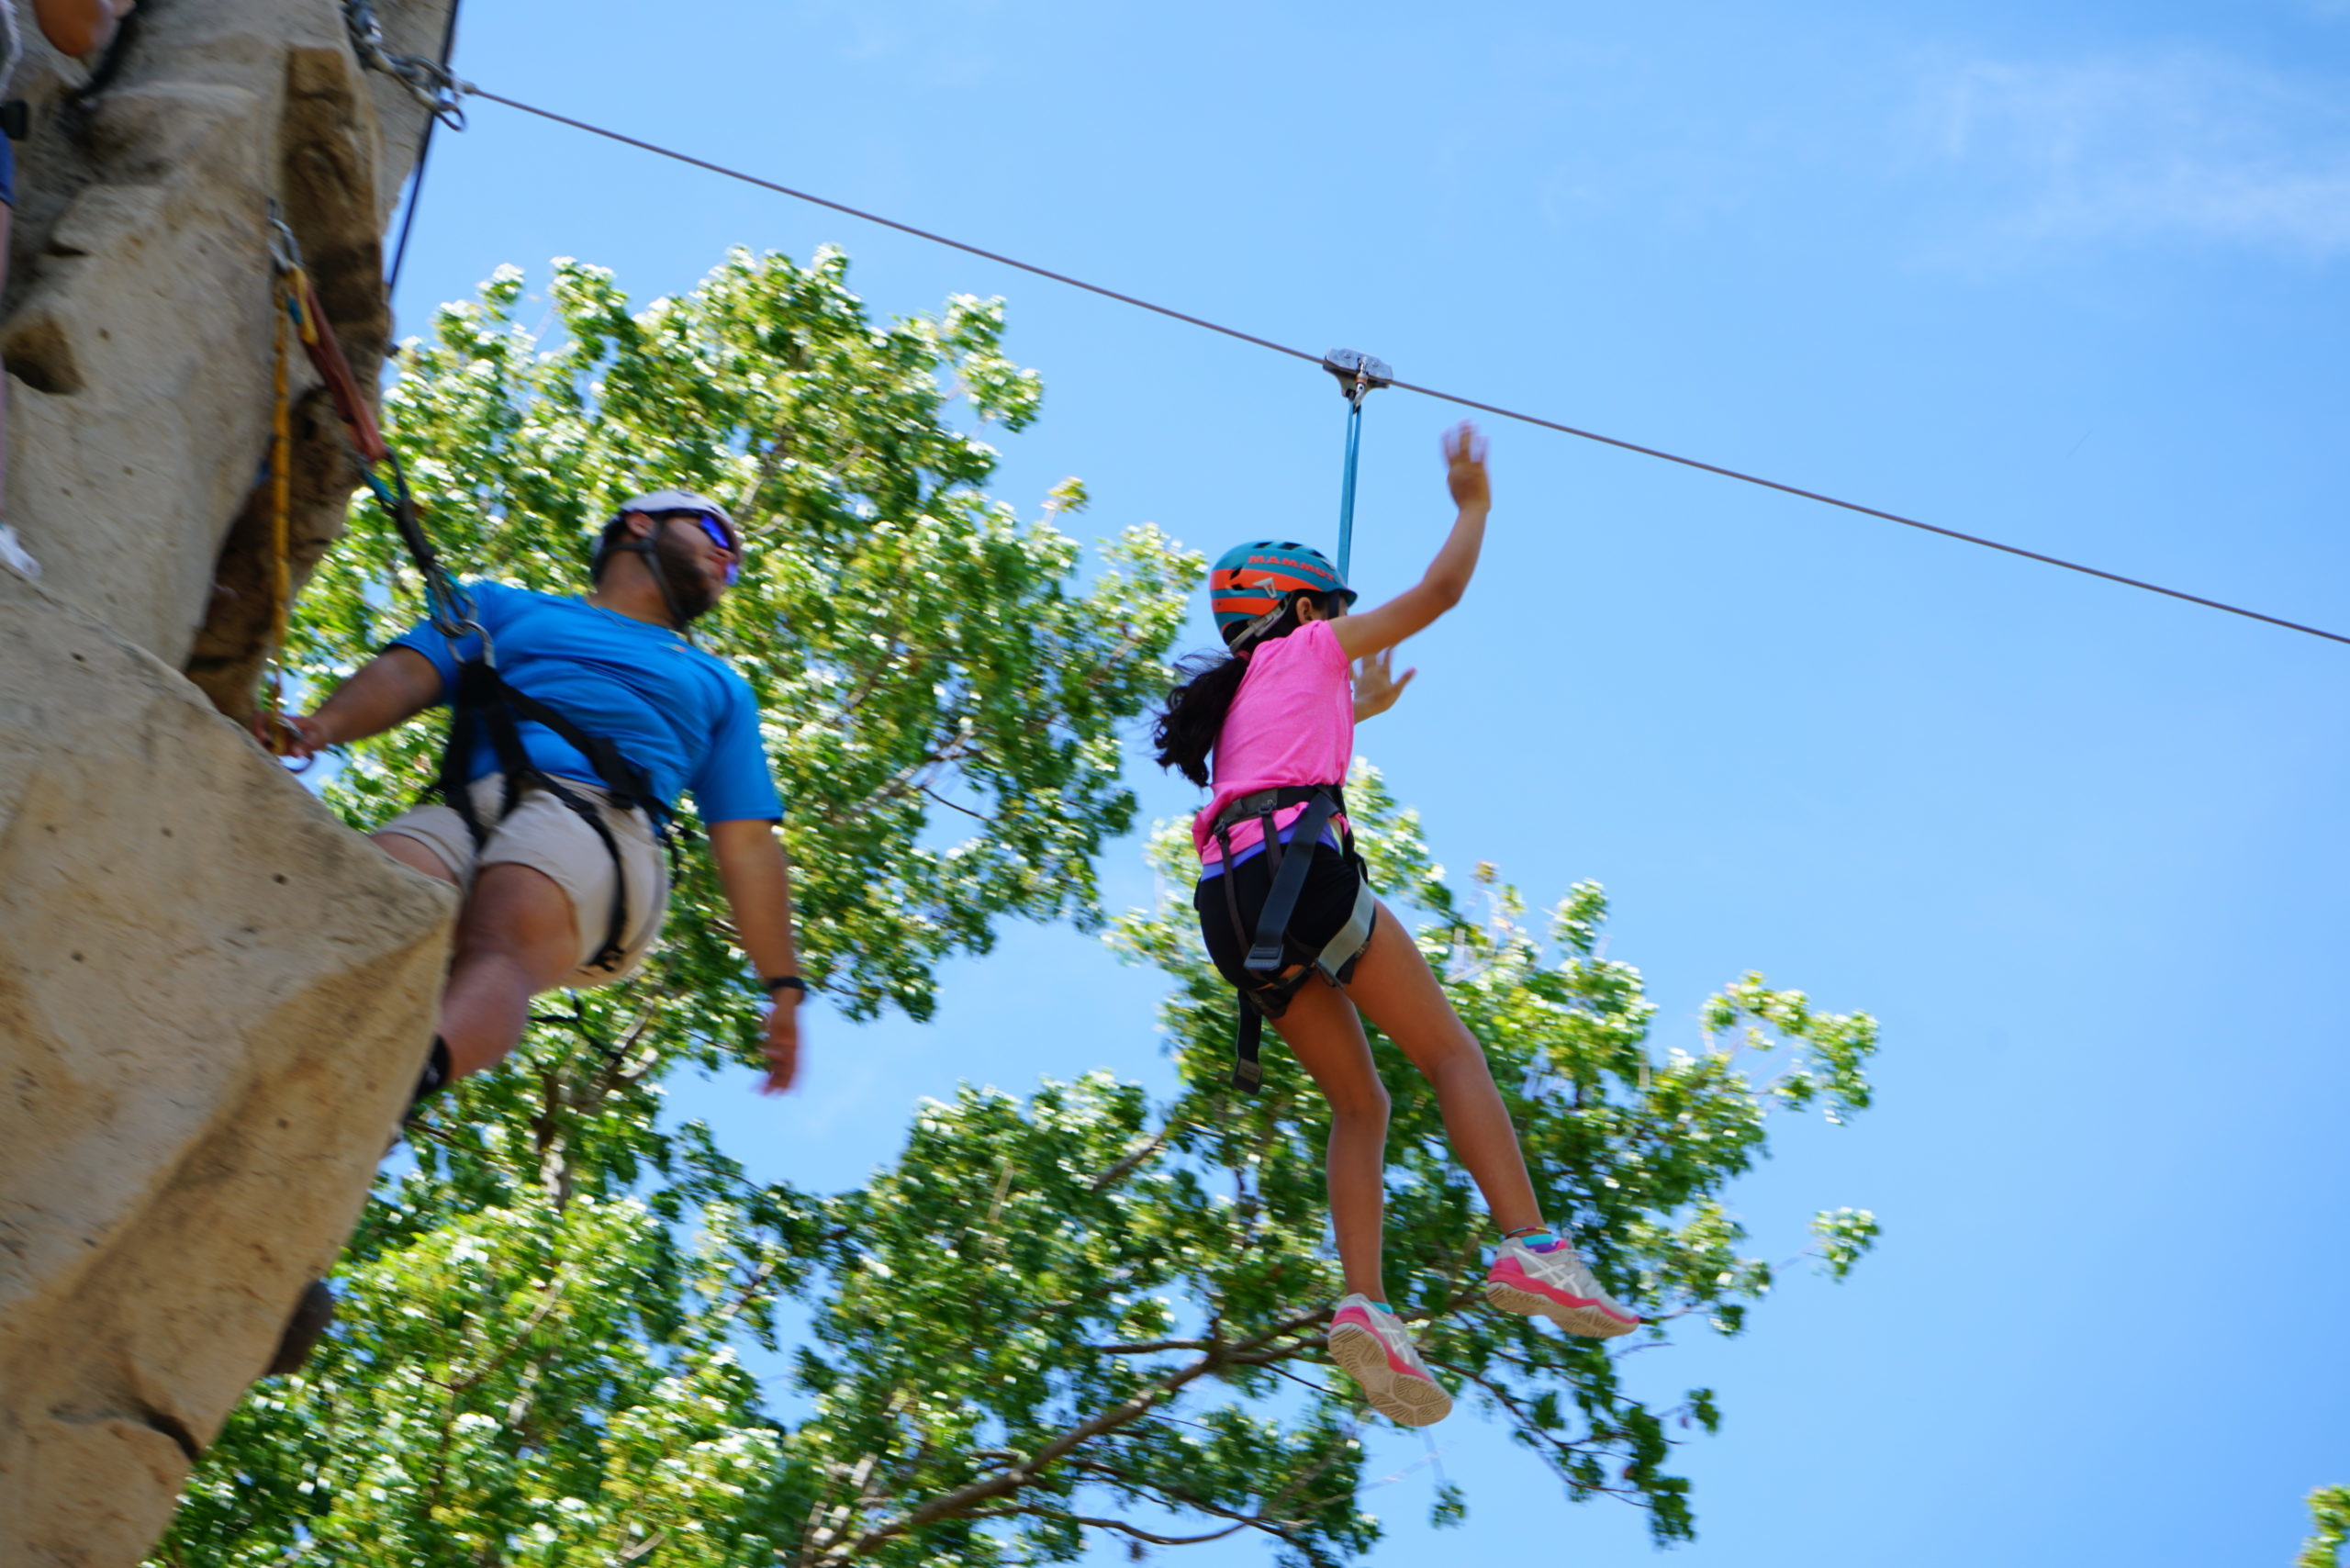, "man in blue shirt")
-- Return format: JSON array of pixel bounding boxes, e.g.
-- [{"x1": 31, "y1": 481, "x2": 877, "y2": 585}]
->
[{"x1": 285, "y1": 490, "x2": 806, "y2": 1100}]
